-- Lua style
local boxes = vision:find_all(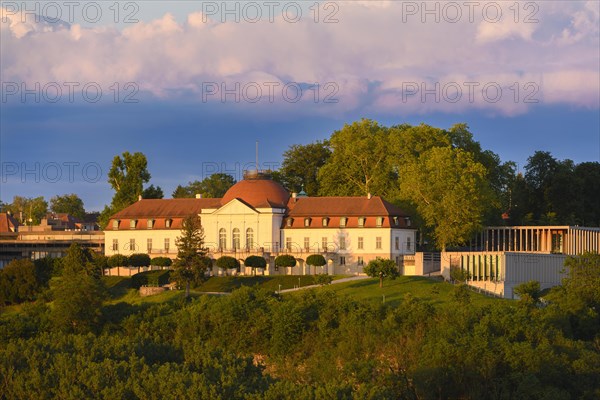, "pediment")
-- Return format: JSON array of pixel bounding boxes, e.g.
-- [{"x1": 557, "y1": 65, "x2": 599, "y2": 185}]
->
[{"x1": 211, "y1": 198, "x2": 259, "y2": 215}]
